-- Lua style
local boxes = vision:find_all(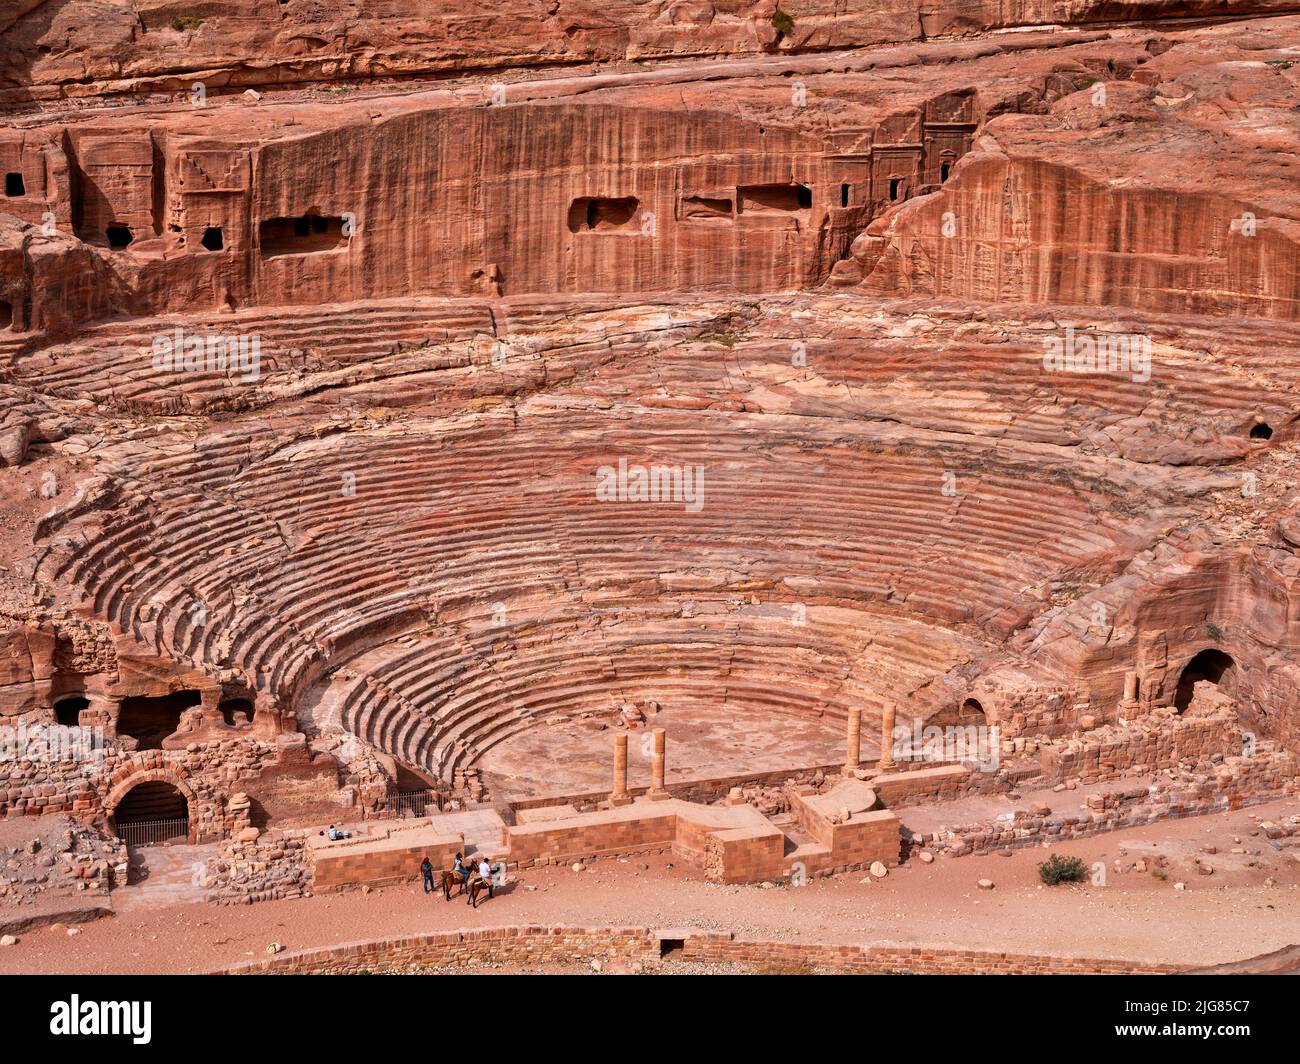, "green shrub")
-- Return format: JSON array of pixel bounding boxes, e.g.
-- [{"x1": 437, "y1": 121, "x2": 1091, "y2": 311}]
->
[
  {"x1": 1038, "y1": 854, "x2": 1087, "y2": 885},
  {"x1": 172, "y1": 16, "x2": 204, "y2": 31},
  {"x1": 771, "y1": 8, "x2": 794, "y2": 36}
]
